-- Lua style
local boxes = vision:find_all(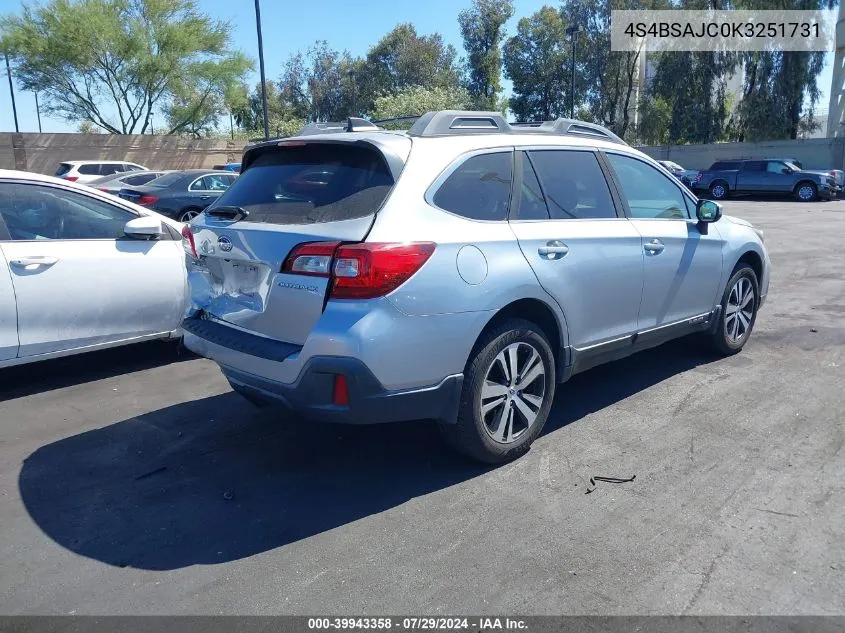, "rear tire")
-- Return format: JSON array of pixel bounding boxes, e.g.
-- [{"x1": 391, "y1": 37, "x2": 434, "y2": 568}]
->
[
  {"x1": 707, "y1": 265, "x2": 759, "y2": 356},
  {"x1": 709, "y1": 181, "x2": 729, "y2": 200},
  {"x1": 438, "y1": 318, "x2": 556, "y2": 464},
  {"x1": 179, "y1": 208, "x2": 202, "y2": 223}
]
